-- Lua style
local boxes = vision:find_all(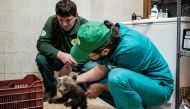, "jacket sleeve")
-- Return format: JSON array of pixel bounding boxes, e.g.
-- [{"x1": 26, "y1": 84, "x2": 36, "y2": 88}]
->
[{"x1": 36, "y1": 17, "x2": 58, "y2": 58}]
